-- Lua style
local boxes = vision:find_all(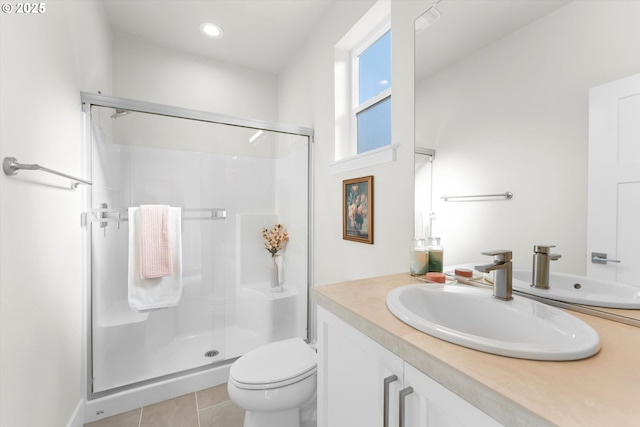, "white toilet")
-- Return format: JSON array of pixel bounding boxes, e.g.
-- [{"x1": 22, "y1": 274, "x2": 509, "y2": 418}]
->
[{"x1": 228, "y1": 337, "x2": 318, "y2": 427}]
